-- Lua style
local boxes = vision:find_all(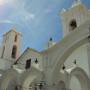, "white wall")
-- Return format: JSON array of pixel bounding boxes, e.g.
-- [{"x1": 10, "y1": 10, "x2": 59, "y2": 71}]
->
[
  {"x1": 61, "y1": 3, "x2": 90, "y2": 37},
  {"x1": 17, "y1": 50, "x2": 43, "y2": 71},
  {"x1": 70, "y1": 76, "x2": 81, "y2": 90},
  {"x1": 0, "y1": 58, "x2": 13, "y2": 70},
  {"x1": 65, "y1": 43, "x2": 89, "y2": 76},
  {"x1": 1, "y1": 30, "x2": 22, "y2": 61},
  {"x1": 87, "y1": 44, "x2": 90, "y2": 76},
  {"x1": 65, "y1": 43, "x2": 90, "y2": 90}
]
